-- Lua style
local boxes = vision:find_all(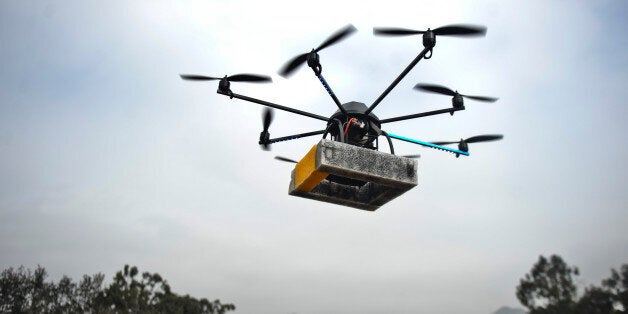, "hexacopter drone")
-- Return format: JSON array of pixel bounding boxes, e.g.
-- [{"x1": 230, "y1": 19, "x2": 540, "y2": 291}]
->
[{"x1": 180, "y1": 24, "x2": 503, "y2": 211}]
